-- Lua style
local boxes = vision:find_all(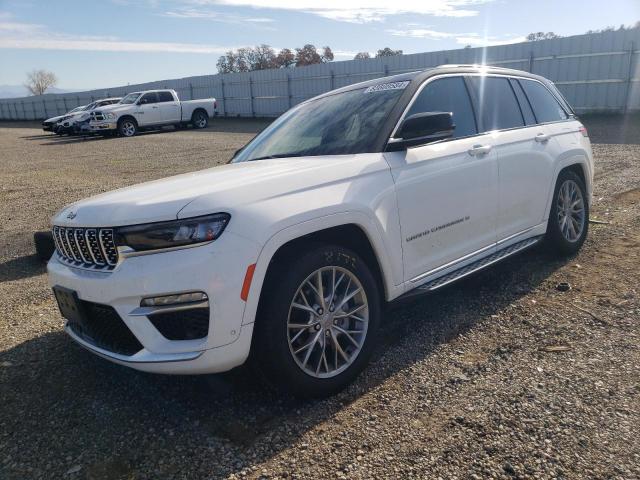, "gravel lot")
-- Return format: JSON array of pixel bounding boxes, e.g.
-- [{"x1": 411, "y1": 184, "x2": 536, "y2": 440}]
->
[{"x1": 1, "y1": 116, "x2": 639, "y2": 479}]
